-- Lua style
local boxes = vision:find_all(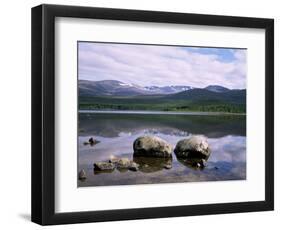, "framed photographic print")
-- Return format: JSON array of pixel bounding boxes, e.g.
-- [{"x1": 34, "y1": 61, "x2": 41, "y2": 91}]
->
[{"x1": 31, "y1": 4, "x2": 274, "y2": 225}]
